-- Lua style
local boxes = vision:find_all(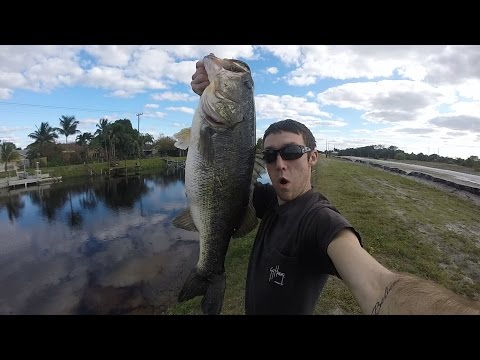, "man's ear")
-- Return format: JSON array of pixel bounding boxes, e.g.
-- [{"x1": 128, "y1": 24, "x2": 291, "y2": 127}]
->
[{"x1": 308, "y1": 150, "x2": 318, "y2": 166}]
